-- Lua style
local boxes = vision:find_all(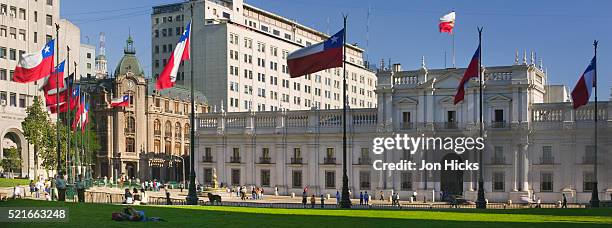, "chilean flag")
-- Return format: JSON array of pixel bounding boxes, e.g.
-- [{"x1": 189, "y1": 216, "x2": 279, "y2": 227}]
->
[
  {"x1": 571, "y1": 57, "x2": 596, "y2": 109},
  {"x1": 43, "y1": 61, "x2": 65, "y2": 93},
  {"x1": 439, "y1": 11, "x2": 456, "y2": 33},
  {"x1": 111, "y1": 95, "x2": 130, "y2": 107},
  {"x1": 454, "y1": 44, "x2": 480, "y2": 105},
  {"x1": 47, "y1": 79, "x2": 79, "y2": 113},
  {"x1": 287, "y1": 29, "x2": 344, "y2": 78},
  {"x1": 80, "y1": 103, "x2": 90, "y2": 133},
  {"x1": 72, "y1": 96, "x2": 85, "y2": 130},
  {"x1": 14, "y1": 39, "x2": 55, "y2": 83},
  {"x1": 156, "y1": 21, "x2": 191, "y2": 90}
]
